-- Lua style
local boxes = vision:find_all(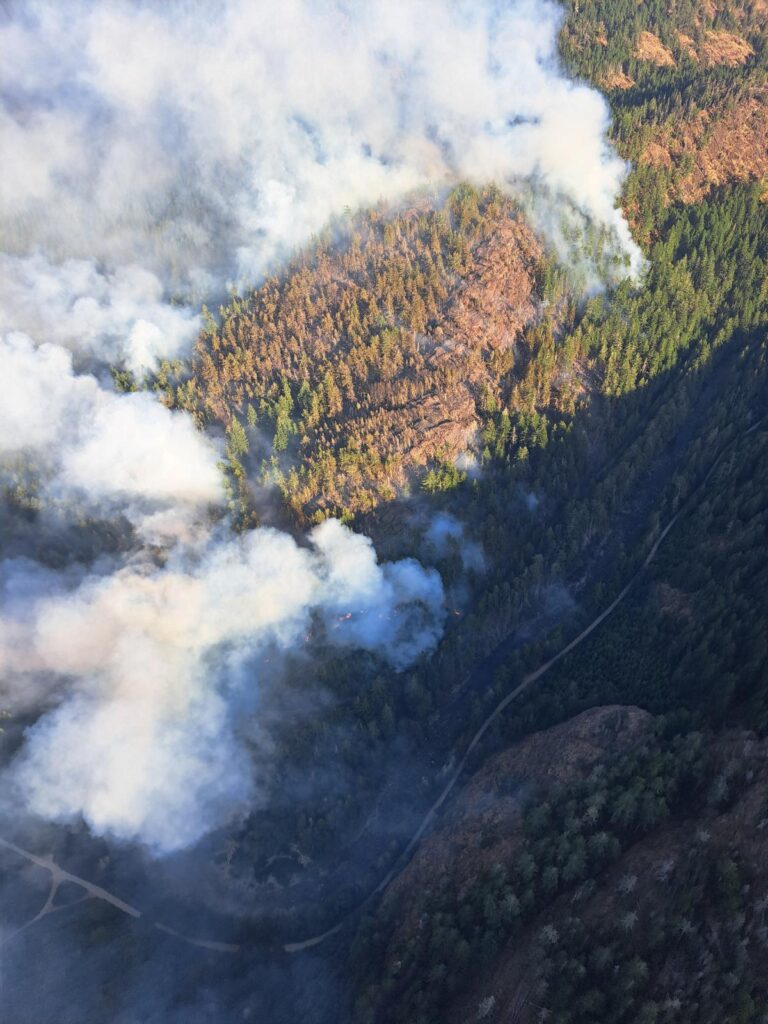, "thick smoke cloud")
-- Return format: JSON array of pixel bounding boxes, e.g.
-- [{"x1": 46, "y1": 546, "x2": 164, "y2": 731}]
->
[
  {"x1": 0, "y1": 342, "x2": 446, "y2": 853},
  {"x1": 0, "y1": 0, "x2": 642, "y2": 288},
  {"x1": 0, "y1": 255, "x2": 200, "y2": 374},
  {"x1": 0, "y1": 332, "x2": 223, "y2": 543},
  {"x1": 1, "y1": 522, "x2": 443, "y2": 852},
  {"x1": 0, "y1": 0, "x2": 639, "y2": 853}
]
